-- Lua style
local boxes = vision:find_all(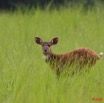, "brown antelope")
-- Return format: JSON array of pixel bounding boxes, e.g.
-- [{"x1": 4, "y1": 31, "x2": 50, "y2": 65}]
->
[{"x1": 35, "y1": 37, "x2": 103, "y2": 76}]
